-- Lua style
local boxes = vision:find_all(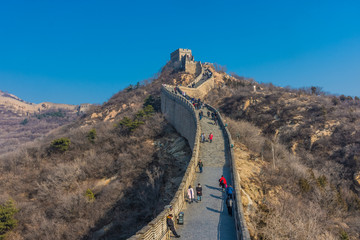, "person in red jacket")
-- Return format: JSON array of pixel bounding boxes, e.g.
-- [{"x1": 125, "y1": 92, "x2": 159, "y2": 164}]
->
[
  {"x1": 209, "y1": 133, "x2": 213, "y2": 143},
  {"x1": 219, "y1": 175, "x2": 227, "y2": 191}
]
